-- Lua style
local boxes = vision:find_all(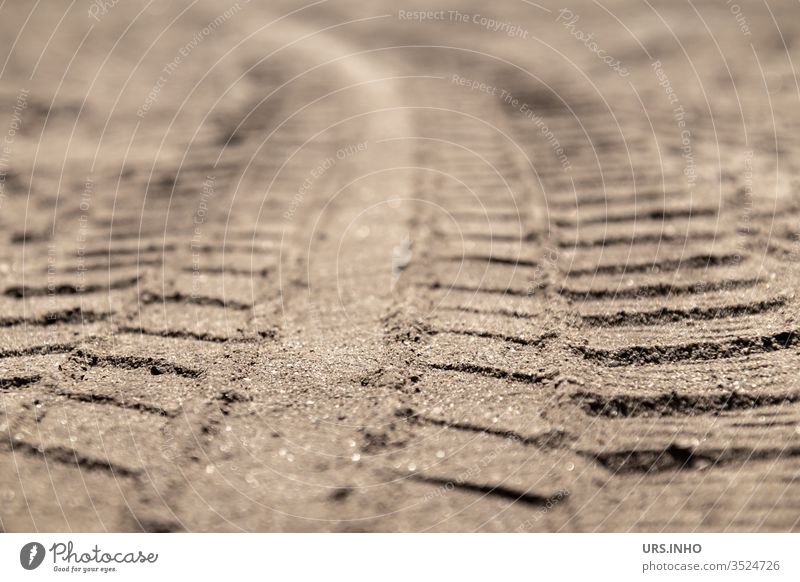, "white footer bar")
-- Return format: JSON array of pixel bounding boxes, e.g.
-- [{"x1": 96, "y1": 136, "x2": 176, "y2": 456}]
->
[{"x1": 1, "y1": 534, "x2": 795, "y2": 580}]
